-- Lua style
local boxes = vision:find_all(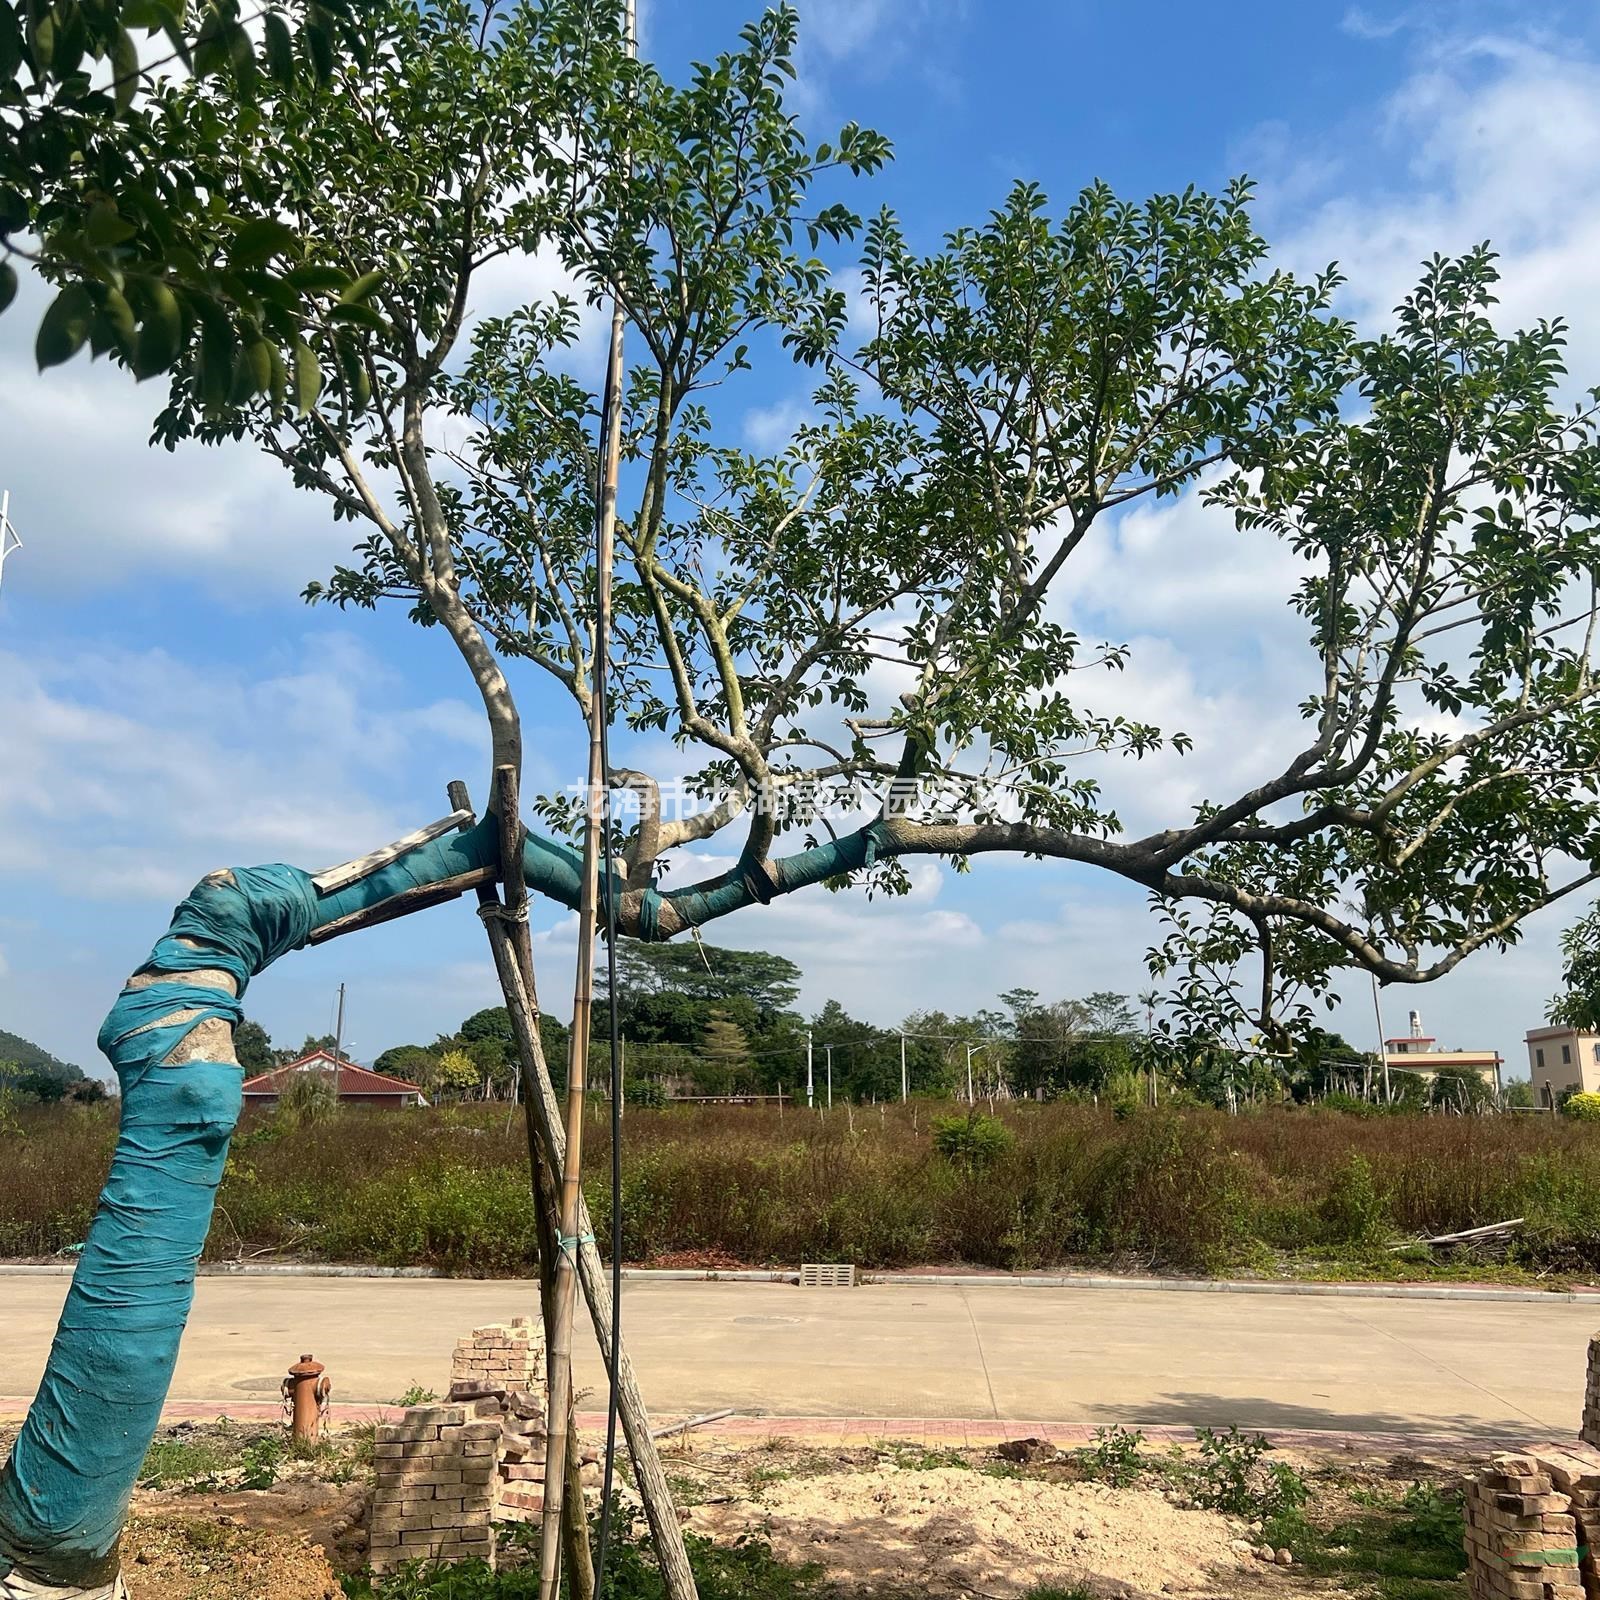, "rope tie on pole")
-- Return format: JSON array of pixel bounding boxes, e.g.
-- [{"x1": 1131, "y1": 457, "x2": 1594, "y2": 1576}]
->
[{"x1": 476, "y1": 900, "x2": 530, "y2": 925}]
